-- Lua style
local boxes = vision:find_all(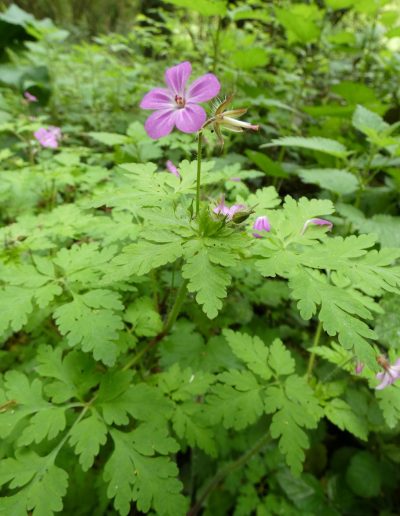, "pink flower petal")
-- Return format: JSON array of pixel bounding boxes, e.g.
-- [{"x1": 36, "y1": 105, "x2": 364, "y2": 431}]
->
[
  {"x1": 165, "y1": 61, "x2": 192, "y2": 96},
  {"x1": 140, "y1": 88, "x2": 173, "y2": 110},
  {"x1": 144, "y1": 109, "x2": 176, "y2": 139},
  {"x1": 166, "y1": 160, "x2": 180, "y2": 178},
  {"x1": 187, "y1": 73, "x2": 221, "y2": 102},
  {"x1": 253, "y1": 216, "x2": 271, "y2": 233},
  {"x1": 175, "y1": 104, "x2": 206, "y2": 133},
  {"x1": 375, "y1": 372, "x2": 392, "y2": 390},
  {"x1": 301, "y1": 218, "x2": 333, "y2": 235}
]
